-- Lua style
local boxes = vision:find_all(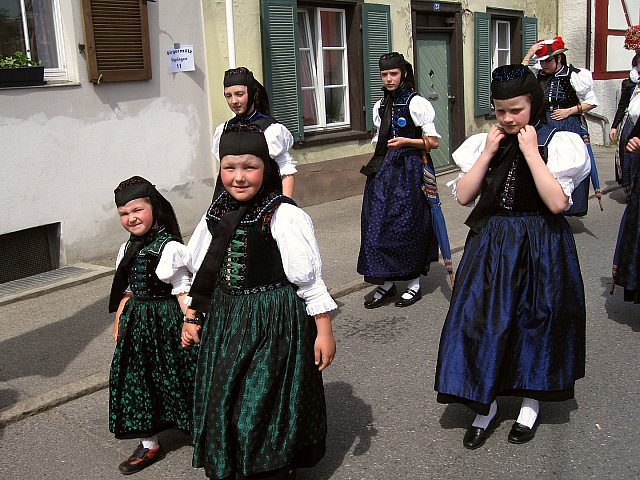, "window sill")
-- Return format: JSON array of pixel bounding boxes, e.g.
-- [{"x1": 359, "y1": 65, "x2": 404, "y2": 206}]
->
[
  {"x1": 294, "y1": 129, "x2": 371, "y2": 149},
  {"x1": 0, "y1": 80, "x2": 81, "y2": 91}
]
